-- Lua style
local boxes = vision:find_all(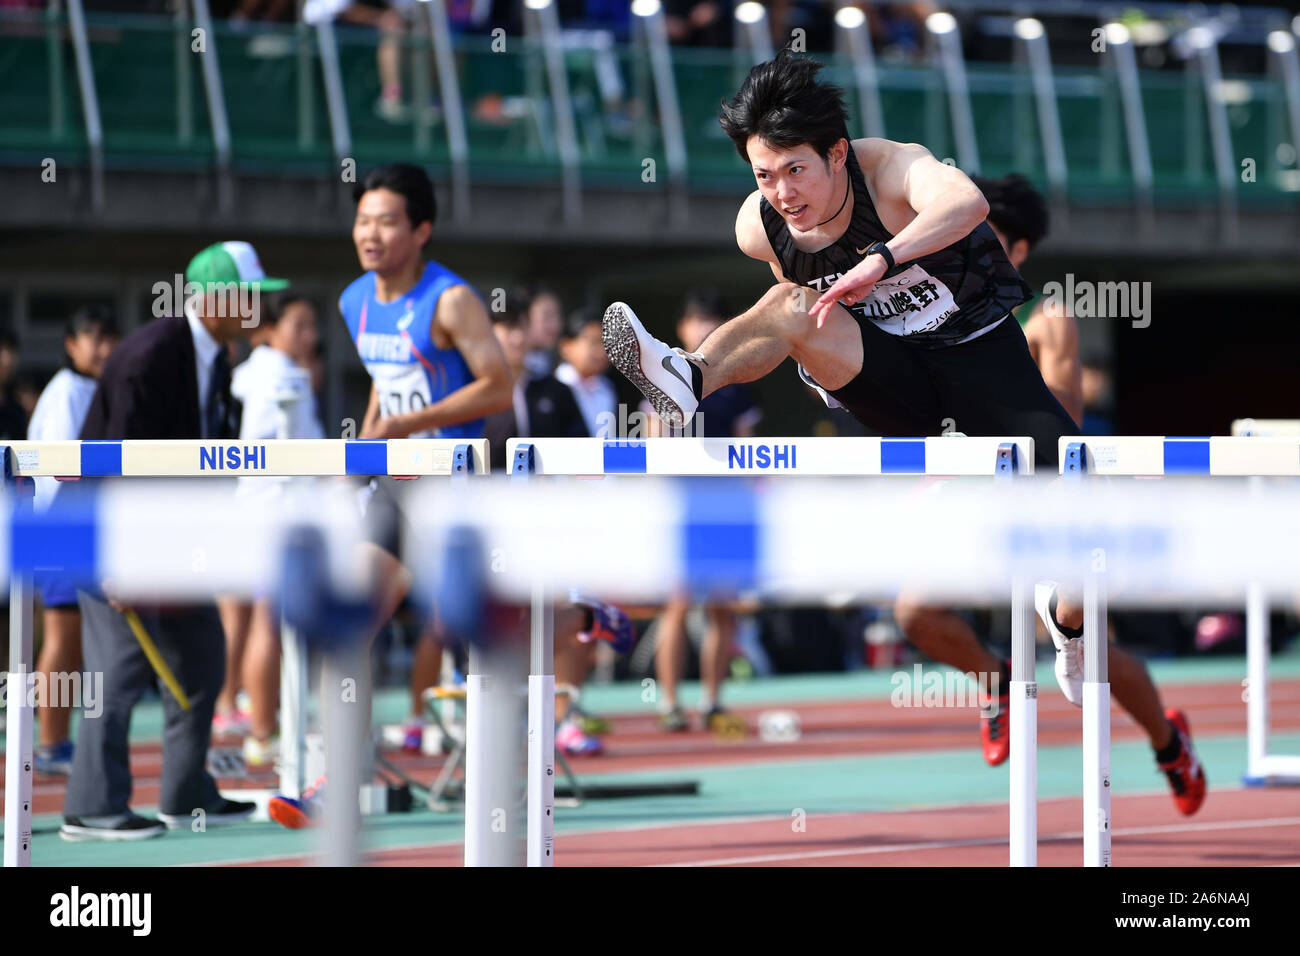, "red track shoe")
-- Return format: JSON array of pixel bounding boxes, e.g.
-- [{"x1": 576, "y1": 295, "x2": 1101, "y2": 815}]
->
[
  {"x1": 980, "y1": 675, "x2": 1011, "y2": 766},
  {"x1": 1159, "y1": 709, "x2": 1206, "y2": 816}
]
